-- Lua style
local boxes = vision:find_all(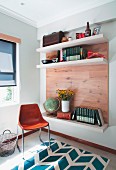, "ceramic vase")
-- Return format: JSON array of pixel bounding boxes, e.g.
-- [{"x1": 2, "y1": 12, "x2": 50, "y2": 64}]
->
[{"x1": 61, "y1": 100, "x2": 70, "y2": 112}]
